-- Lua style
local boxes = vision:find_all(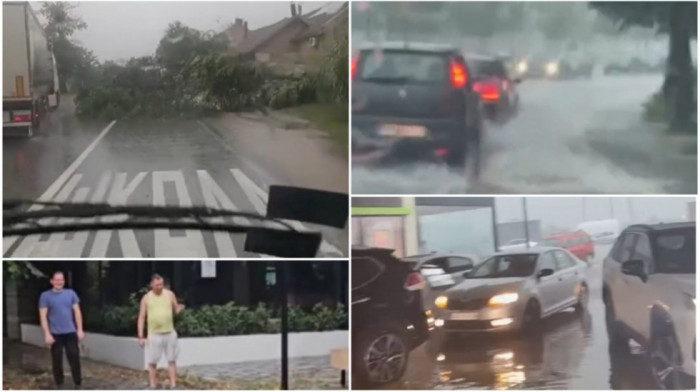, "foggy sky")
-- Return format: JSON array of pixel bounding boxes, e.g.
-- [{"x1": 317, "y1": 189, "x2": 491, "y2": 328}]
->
[
  {"x1": 32, "y1": 1, "x2": 325, "y2": 61},
  {"x1": 495, "y1": 197, "x2": 694, "y2": 231}
]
